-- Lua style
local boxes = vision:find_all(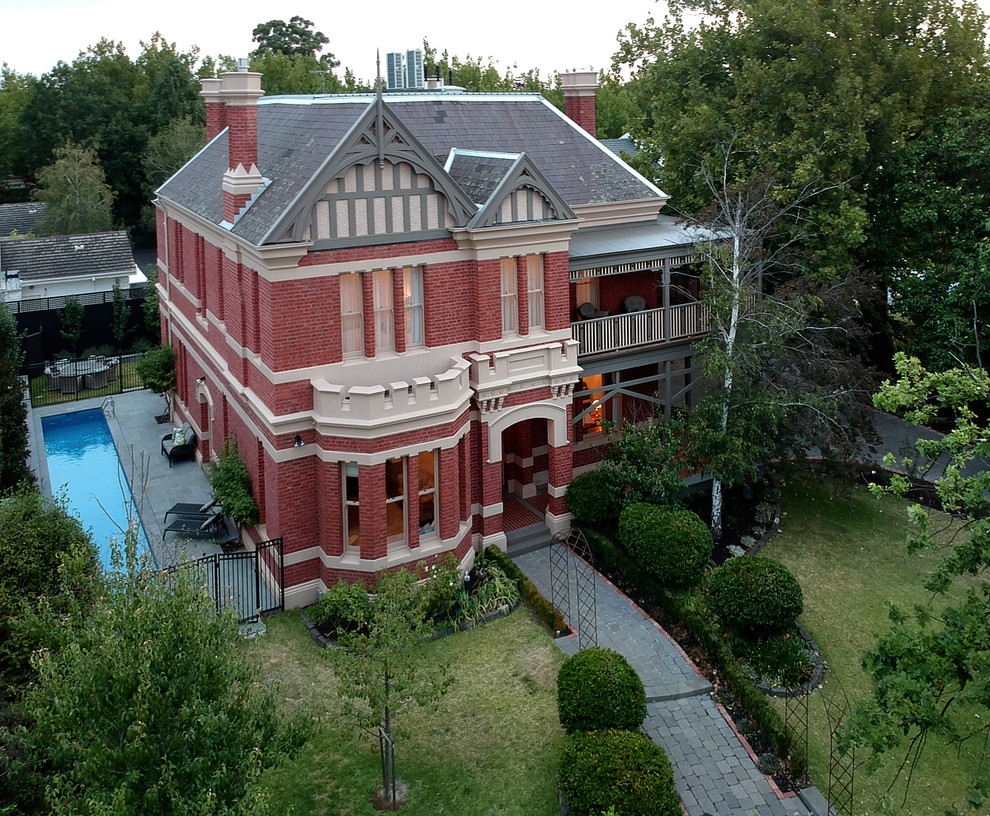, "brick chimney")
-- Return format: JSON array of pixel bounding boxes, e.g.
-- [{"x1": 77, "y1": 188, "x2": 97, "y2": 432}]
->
[
  {"x1": 214, "y1": 65, "x2": 265, "y2": 224},
  {"x1": 561, "y1": 69, "x2": 598, "y2": 137},
  {"x1": 200, "y1": 78, "x2": 225, "y2": 141}
]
